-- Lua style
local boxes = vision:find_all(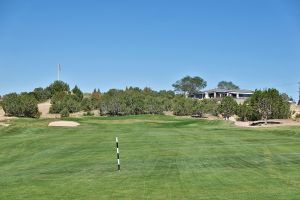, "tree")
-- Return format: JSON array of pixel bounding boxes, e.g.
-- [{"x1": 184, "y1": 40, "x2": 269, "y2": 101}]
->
[
  {"x1": 100, "y1": 89, "x2": 126, "y2": 116},
  {"x1": 218, "y1": 96, "x2": 238, "y2": 120},
  {"x1": 19, "y1": 94, "x2": 40, "y2": 118},
  {"x1": 217, "y1": 81, "x2": 239, "y2": 90},
  {"x1": 248, "y1": 89, "x2": 290, "y2": 124},
  {"x1": 72, "y1": 85, "x2": 83, "y2": 101},
  {"x1": 50, "y1": 93, "x2": 81, "y2": 114},
  {"x1": 91, "y1": 89, "x2": 101, "y2": 108},
  {"x1": 172, "y1": 95, "x2": 194, "y2": 116},
  {"x1": 46, "y1": 81, "x2": 70, "y2": 97},
  {"x1": 2, "y1": 93, "x2": 40, "y2": 118},
  {"x1": 237, "y1": 100, "x2": 254, "y2": 121},
  {"x1": 32, "y1": 87, "x2": 51, "y2": 102},
  {"x1": 172, "y1": 76, "x2": 207, "y2": 97},
  {"x1": 81, "y1": 98, "x2": 94, "y2": 111},
  {"x1": 281, "y1": 93, "x2": 294, "y2": 102},
  {"x1": 201, "y1": 99, "x2": 219, "y2": 116},
  {"x1": 2, "y1": 93, "x2": 22, "y2": 116}
]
